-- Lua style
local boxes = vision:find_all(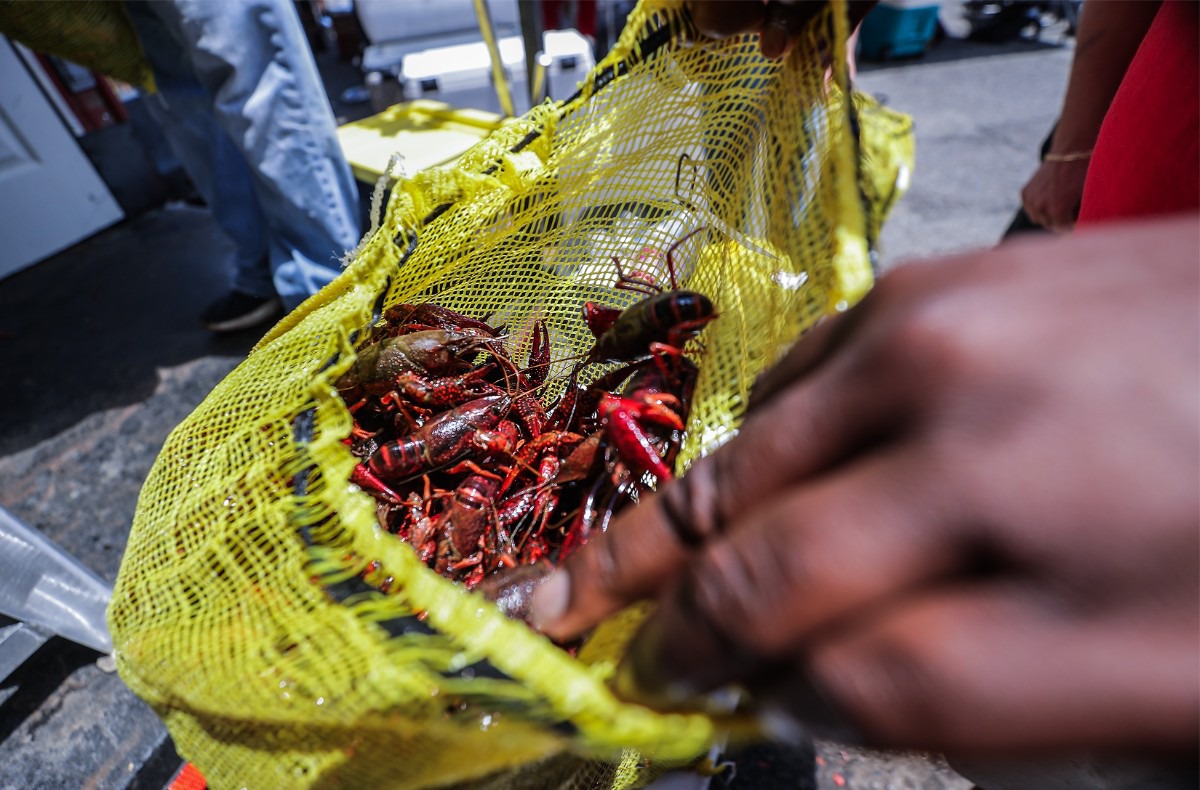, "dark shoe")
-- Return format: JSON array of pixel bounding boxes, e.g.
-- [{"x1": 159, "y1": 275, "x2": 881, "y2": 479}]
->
[{"x1": 201, "y1": 291, "x2": 283, "y2": 332}]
